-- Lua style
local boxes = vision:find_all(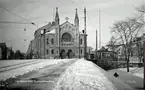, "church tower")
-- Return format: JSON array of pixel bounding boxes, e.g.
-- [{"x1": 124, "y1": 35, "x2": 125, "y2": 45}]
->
[
  {"x1": 74, "y1": 9, "x2": 79, "y2": 27},
  {"x1": 55, "y1": 7, "x2": 59, "y2": 25}
]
